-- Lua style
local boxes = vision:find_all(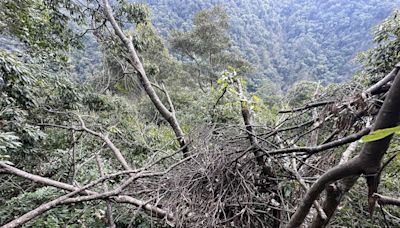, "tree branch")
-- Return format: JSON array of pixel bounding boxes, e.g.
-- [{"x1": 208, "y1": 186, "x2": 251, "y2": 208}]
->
[
  {"x1": 279, "y1": 100, "x2": 334, "y2": 114},
  {"x1": 364, "y1": 62, "x2": 400, "y2": 96},
  {"x1": 285, "y1": 158, "x2": 363, "y2": 228},
  {"x1": 266, "y1": 127, "x2": 370, "y2": 156},
  {"x1": 287, "y1": 67, "x2": 400, "y2": 227},
  {"x1": 374, "y1": 193, "x2": 400, "y2": 207},
  {"x1": 291, "y1": 159, "x2": 327, "y2": 221},
  {"x1": 0, "y1": 157, "x2": 189, "y2": 227},
  {"x1": 101, "y1": 0, "x2": 188, "y2": 156},
  {"x1": 310, "y1": 140, "x2": 360, "y2": 228},
  {"x1": 96, "y1": 154, "x2": 116, "y2": 227}
]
